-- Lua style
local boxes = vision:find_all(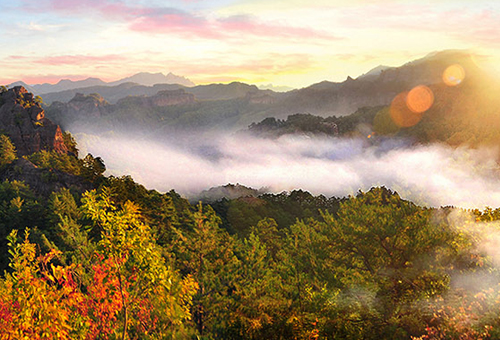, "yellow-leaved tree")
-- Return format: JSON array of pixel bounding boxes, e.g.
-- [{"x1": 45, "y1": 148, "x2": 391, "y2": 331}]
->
[{"x1": 81, "y1": 188, "x2": 198, "y2": 339}]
